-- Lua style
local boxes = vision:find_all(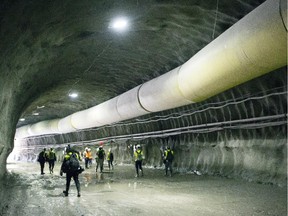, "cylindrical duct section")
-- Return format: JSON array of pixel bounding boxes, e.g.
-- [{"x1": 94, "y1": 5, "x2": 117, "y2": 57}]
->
[
  {"x1": 28, "y1": 119, "x2": 61, "y2": 136},
  {"x1": 138, "y1": 66, "x2": 193, "y2": 112},
  {"x1": 58, "y1": 116, "x2": 77, "y2": 133},
  {"x1": 71, "y1": 97, "x2": 123, "y2": 130},
  {"x1": 116, "y1": 86, "x2": 151, "y2": 119},
  {"x1": 178, "y1": 0, "x2": 287, "y2": 102},
  {"x1": 48, "y1": 119, "x2": 61, "y2": 134},
  {"x1": 280, "y1": 0, "x2": 287, "y2": 30},
  {"x1": 15, "y1": 125, "x2": 31, "y2": 138},
  {"x1": 70, "y1": 109, "x2": 102, "y2": 130}
]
